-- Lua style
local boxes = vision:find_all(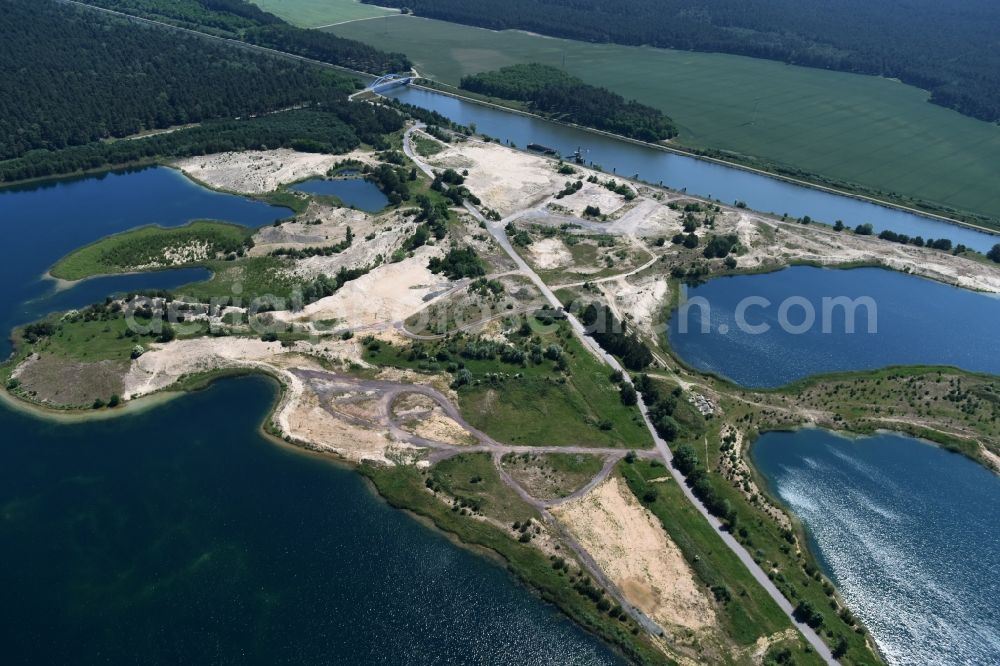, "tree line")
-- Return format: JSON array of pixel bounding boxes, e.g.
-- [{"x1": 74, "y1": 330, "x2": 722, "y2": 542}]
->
[
  {"x1": 79, "y1": 0, "x2": 411, "y2": 73},
  {"x1": 461, "y1": 64, "x2": 677, "y2": 142},
  {"x1": 372, "y1": 0, "x2": 1000, "y2": 123},
  {"x1": 0, "y1": 108, "x2": 403, "y2": 184}
]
